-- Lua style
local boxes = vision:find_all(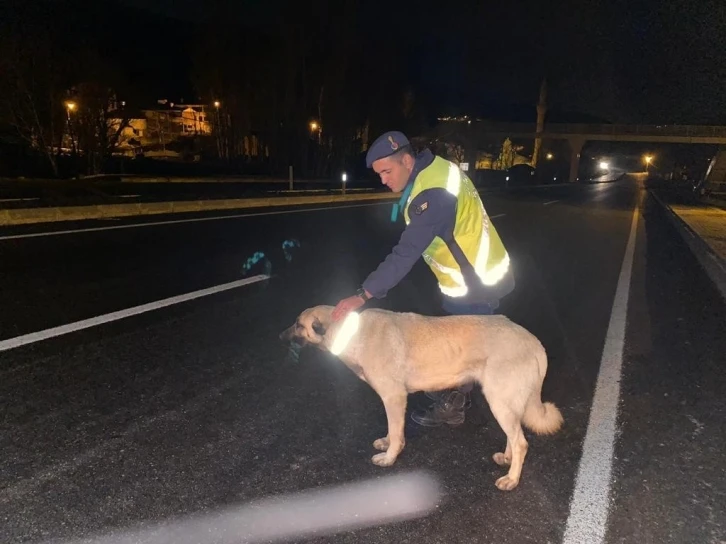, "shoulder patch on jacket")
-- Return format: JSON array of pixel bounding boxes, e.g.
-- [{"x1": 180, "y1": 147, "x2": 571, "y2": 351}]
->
[{"x1": 414, "y1": 201, "x2": 428, "y2": 215}]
